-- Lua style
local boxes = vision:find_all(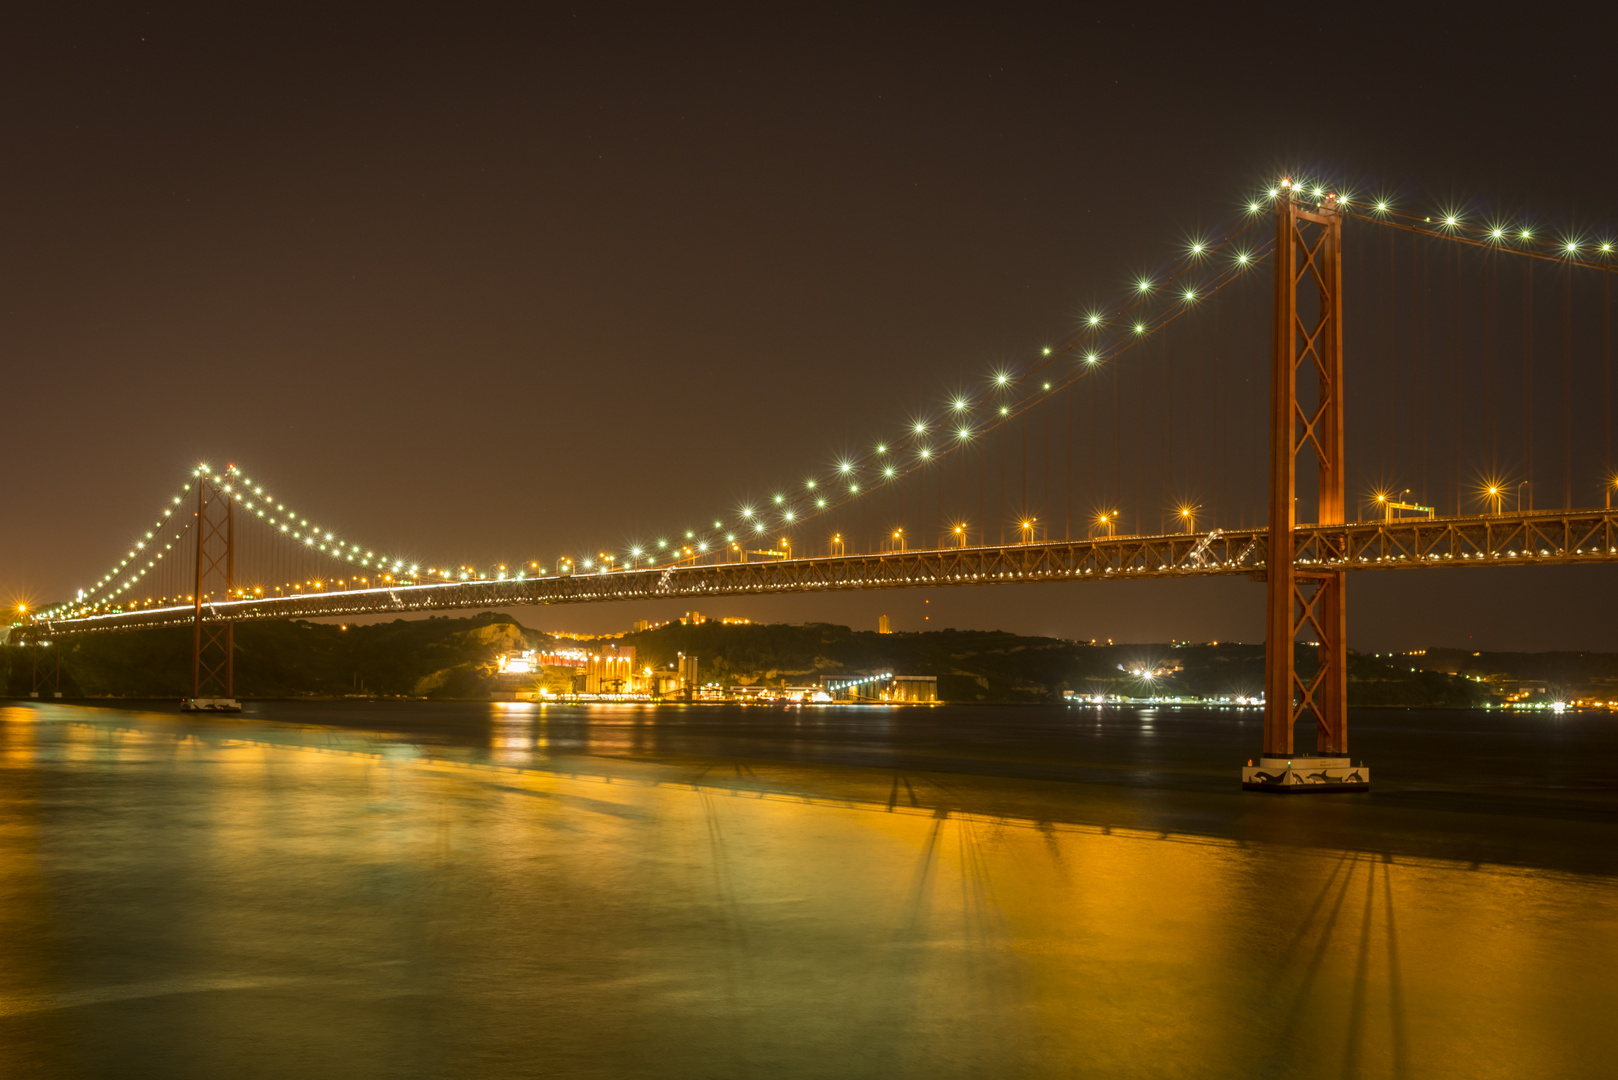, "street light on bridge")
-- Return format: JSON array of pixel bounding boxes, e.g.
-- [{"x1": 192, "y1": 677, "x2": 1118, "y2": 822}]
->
[
  {"x1": 830, "y1": 533, "x2": 845, "y2": 557},
  {"x1": 952, "y1": 523, "x2": 968, "y2": 548},
  {"x1": 891, "y1": 529, "x2": 906, "y2": 553},
  {"x1": 1178, "y1": 504, "x2": 1202, "y2": 534},
  {"x1": 1018, "y1": 518, "x2": 1037, "y2": 543},
  {"x1": 1095, "y1": 512, "x2": 1117, "y2": 539}
]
